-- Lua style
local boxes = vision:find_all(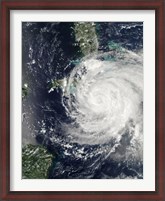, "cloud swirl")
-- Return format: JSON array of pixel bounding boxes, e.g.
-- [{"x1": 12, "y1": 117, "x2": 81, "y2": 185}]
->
[{"x1": 62, "y1": 50, "x2": 143, "y2": 146}]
